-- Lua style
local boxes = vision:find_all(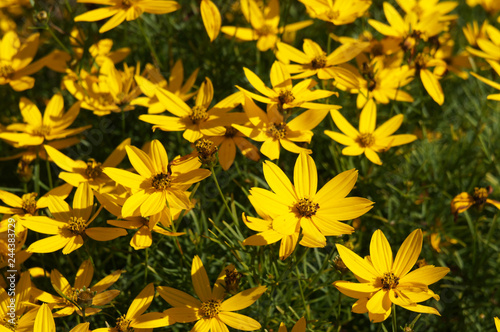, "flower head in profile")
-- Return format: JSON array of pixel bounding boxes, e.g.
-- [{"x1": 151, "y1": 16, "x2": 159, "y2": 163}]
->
[
  {"x1": 0, "y1": 31, "x2": 44, "y2": 91},
  {"x1": 36, "y1": 259, "x2": 122, "y2": 317},
  {"x1": 246, "y1": 152, "x2": 373, "y2": 254},
  {"x1": 299, "y1": 0, "x2": 371, "y2": 25},
  {"x1": 238, "y1": 61, "x2": 338, "y2": 112},
  {"x1": 74, "y1": 0, "x2": 181, "y2": 33},
  {"x1": 451, "y1": 186, "x2": 500, "y2": 218},
  {"x1": 325, "y1": 100, "x2": 417, "y2": 165},
  {"x1": 21, "y1": 182, "x2": 127, "y2": 254},
  {"x1": 221, "y1": 0, "x2": 312, "y2": 51},
  {"x1": 334, "y1": 229, "x2": 450, "y2": 322},
  {"x1": 103, "y1": 140, "x2": 211, "y2": 218},
  {"x1": 0, "y1": 94, "x2": 90, "y2": 148},
  {"x1": 139, "y1": 255, "x2": 266, "y2": 331}
]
